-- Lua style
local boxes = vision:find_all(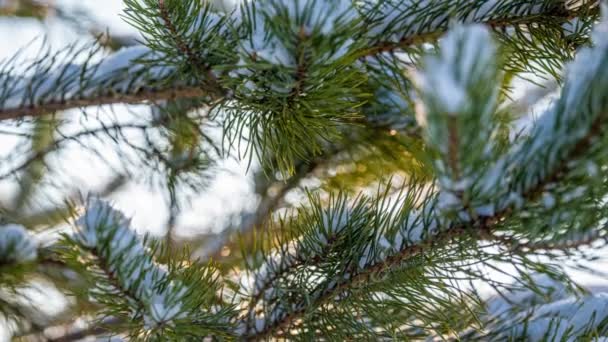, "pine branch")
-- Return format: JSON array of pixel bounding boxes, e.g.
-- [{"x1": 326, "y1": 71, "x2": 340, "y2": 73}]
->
[
  {"x1": 0, "y1": 42, "x2": 209, "y2": 121},
  {"x1": 46, "y1": 317, "x2": 121, "y2": 342},
  {"x1": 246, "y1": 128, "x2": 601, "y2": 338},
  {"x1": 64, "y1": 198, "x2": 235, "y2": 338},
  {"x1": 247, "y1": 225, "x2": 466, "y2": 340},
  {"x1": 0, "y1": 86, "x2": 205, "y2": 121},
  {"x1": 155, "y1": 0, "x2": 226, "y2": 96},
  {"x1": 361, "y1": 0, "x2": 600, "y2": 82},
  {"x1": 0, "y1": 0, "x2": 597, "y2": 125},
  {"x1": 3, "y1": 2, "x2": 608, "y2": 339},
  {"x1": 15, "y1": 316, "x2": 122, "y2": 342},
  {"x1": 362, "y1": 0, "x2": 598, "y2": 57},
  {"x1": 242, "y1": 205, "x2": 349, "y2": 331},
  {"x1": 243, "y1": 12, "x2": 608, "y2": 338}
]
